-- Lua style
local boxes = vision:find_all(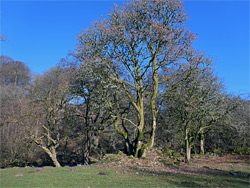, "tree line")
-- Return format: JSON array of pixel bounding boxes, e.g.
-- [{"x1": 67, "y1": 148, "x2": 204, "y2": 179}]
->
[{"x1": 1, "y1": 0, "x2": 249, "y2": 167}]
